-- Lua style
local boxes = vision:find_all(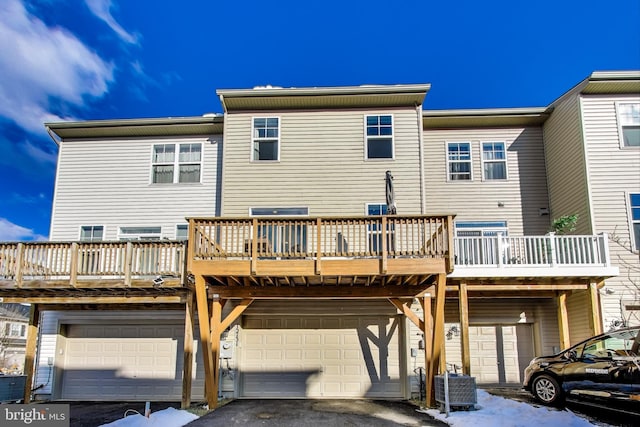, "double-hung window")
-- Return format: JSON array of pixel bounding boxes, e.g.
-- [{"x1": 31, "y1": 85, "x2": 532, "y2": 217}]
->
[
  {"x1": 252, "y1": 117, "x2": 280, "y2": 161},
  {"x1": 152, "y1": 143, "x2": 202, "y2": 183},
  {"x1": 482, "y1": 142, "x2": 507, "y2": 180},
  {"x1": 80, "y1": 225, "x2": 104, "y2": 241},
  {"x1": 366, "y1": 115, "x2": 394, "y2": 159},
  {"x1": 630, "y1": 193, "x2": 640, "y2": 251},
  {"x1": 617, "y1": 103, "x2": 640, "y2": 147},
  {"x1": 447, "y1": 142, "x2": 472, "y2": 181}
]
